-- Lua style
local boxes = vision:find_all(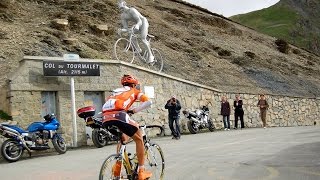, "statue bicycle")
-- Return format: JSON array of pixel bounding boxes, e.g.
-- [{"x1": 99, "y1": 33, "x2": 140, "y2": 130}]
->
[{"x1": 114, "y1": 28, "x2": 164, "y2": 72}]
